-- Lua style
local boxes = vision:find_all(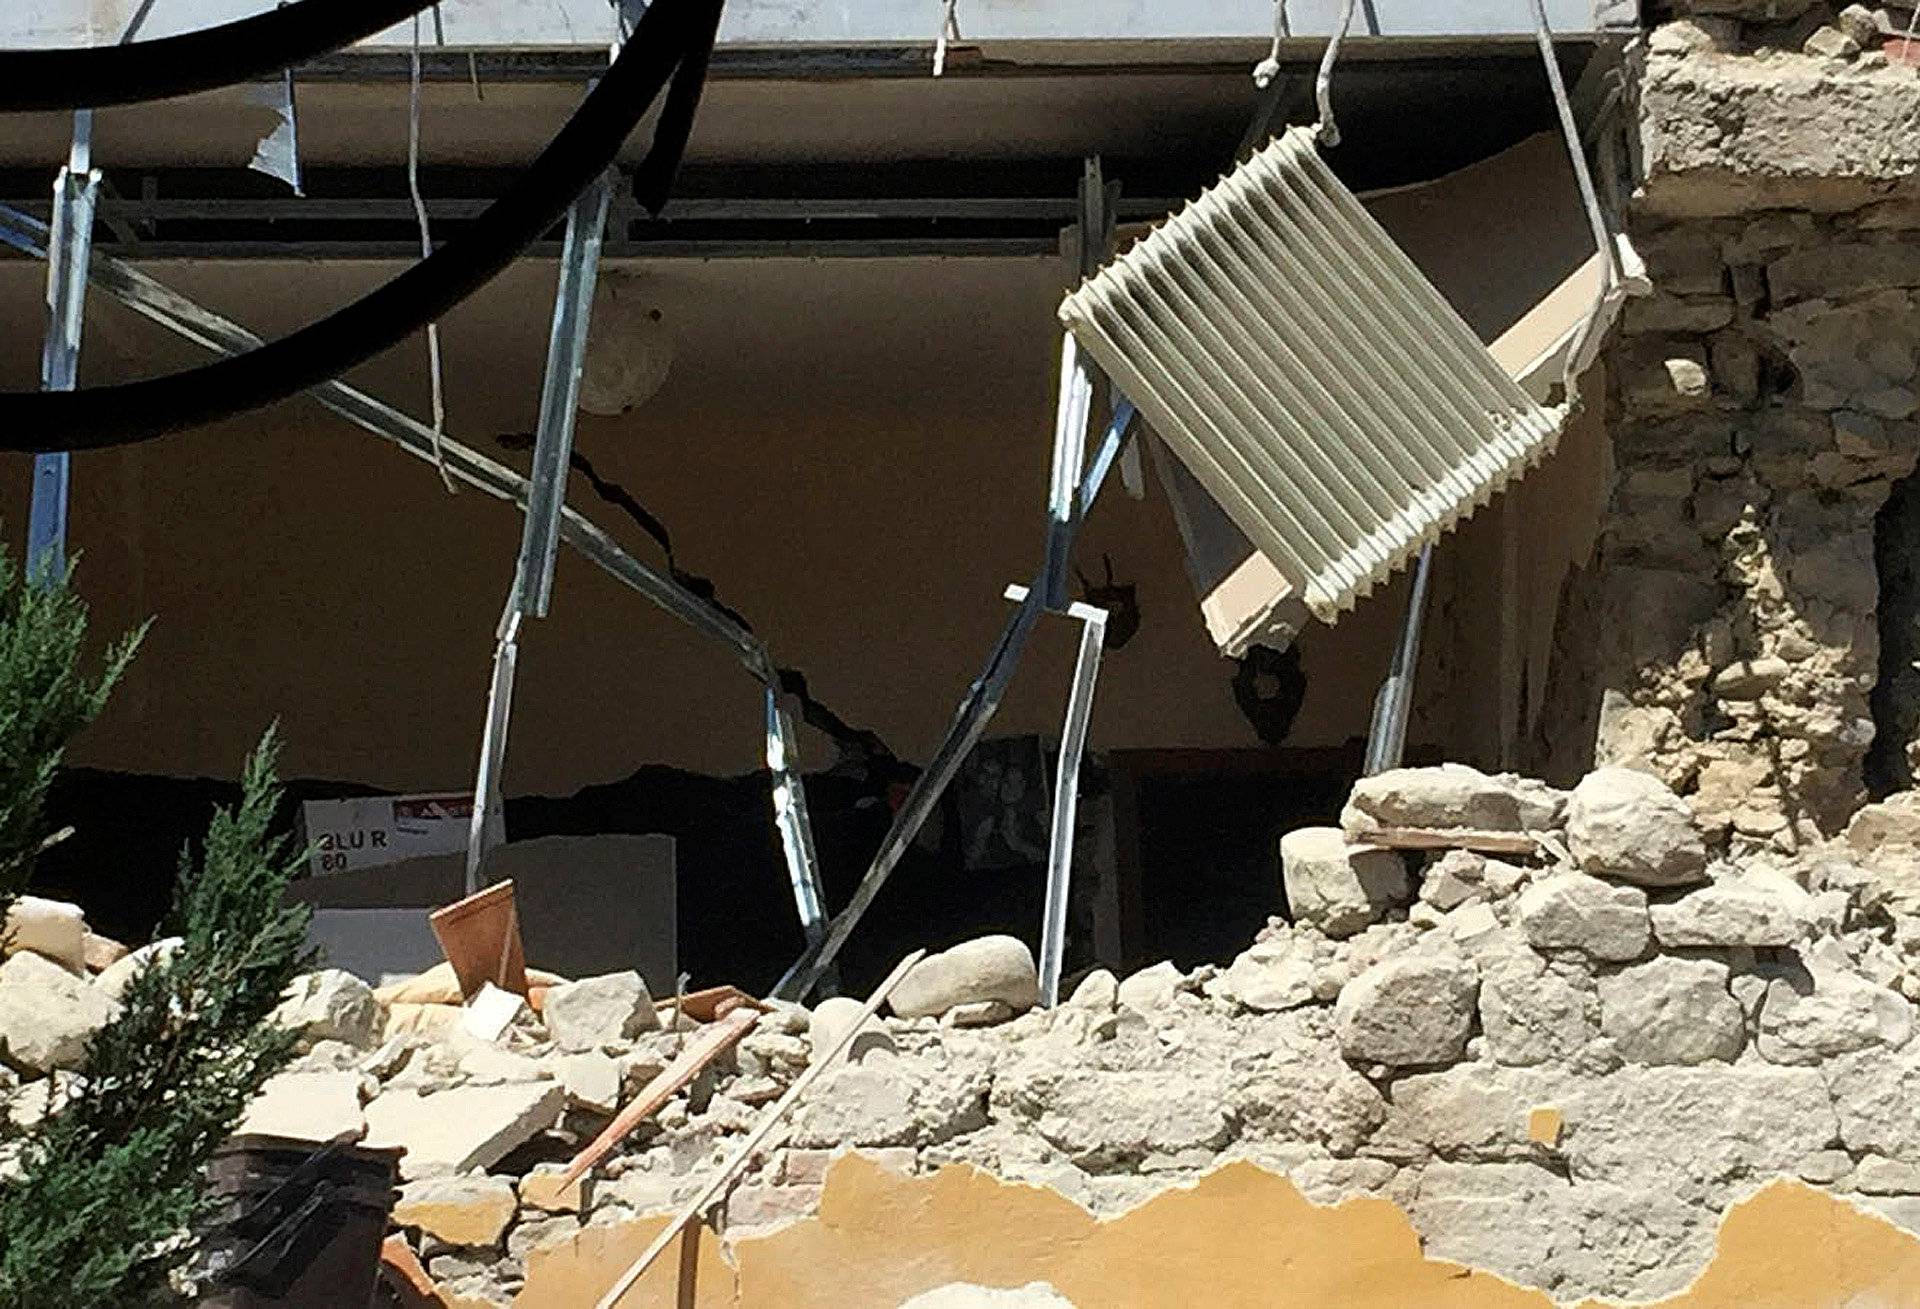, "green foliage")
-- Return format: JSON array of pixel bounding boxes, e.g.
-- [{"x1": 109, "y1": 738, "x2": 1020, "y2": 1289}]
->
[
  {"x1": 0, "y1": 731, "x2": 314, "y2": 1308},
  {"x1": 0, "y1": 543, "x2": 143, "y2": 900}
]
